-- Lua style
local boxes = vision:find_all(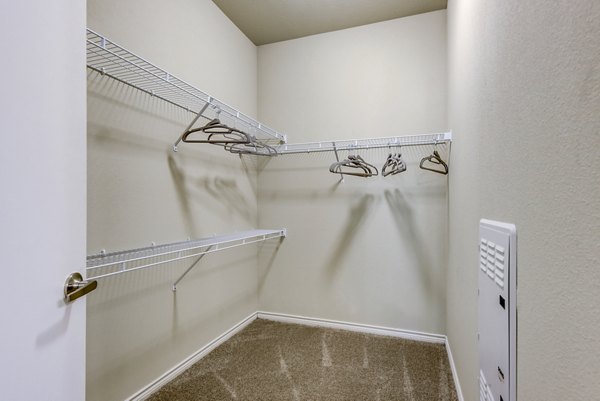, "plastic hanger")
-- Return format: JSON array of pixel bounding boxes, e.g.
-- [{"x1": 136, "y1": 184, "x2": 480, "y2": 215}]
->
[
  {"x1": 382, "y1": 153, "x2": 407, "y2": 177},
  {"x1": 224, "y1": 138, "x2": 279, "y2": 156},
  {"x1": 182, "y1": 118, "x2": 251, "y2": 145},
  {"x1": 419, "y1": 149, "x2": 448, "y2": 175},
  {"x1": 329, "y1": 155, "x2": 379, "y2": 177}
]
